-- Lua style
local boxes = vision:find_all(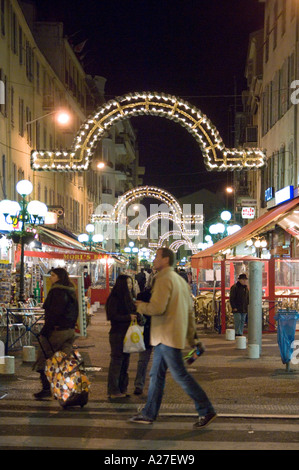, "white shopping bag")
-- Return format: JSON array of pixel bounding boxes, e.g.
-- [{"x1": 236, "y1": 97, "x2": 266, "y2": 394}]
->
[{"x1": 123, "y1": 319, "x2": 145, "y2": 353}]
